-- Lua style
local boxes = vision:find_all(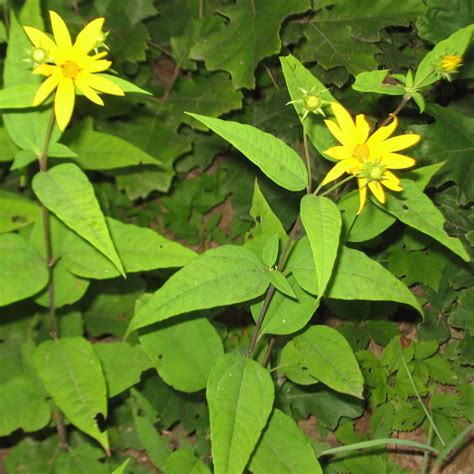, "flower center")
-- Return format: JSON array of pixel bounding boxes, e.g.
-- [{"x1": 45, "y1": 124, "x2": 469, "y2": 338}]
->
[
  {"x1": 61, "y1": 60, "x2": 81, "y2": 79},
  {"x1": 353, "y1": 143, "x2": 369, "y2": 162}
]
